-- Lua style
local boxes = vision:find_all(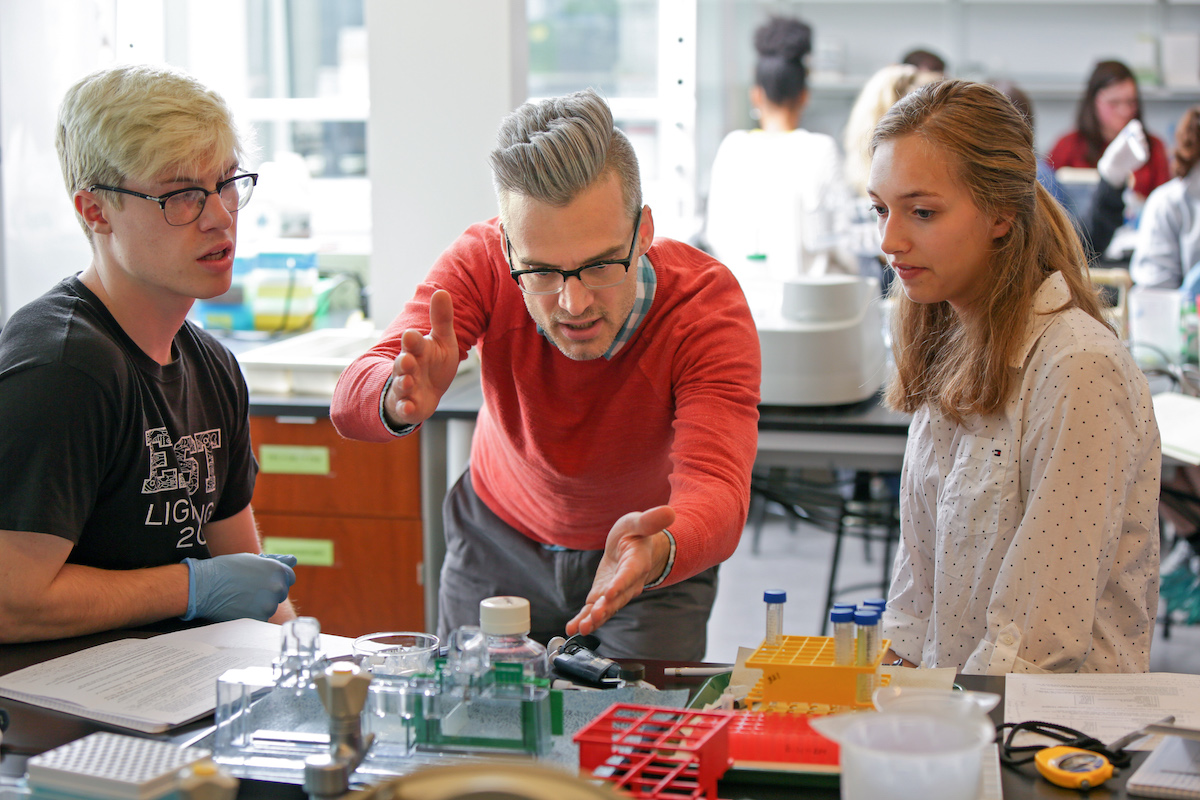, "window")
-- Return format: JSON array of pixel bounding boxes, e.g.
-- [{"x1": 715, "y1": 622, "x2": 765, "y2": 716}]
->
[
  {"x1": 527, "y1": 0, "x2": 699, "y2": 241},
  {"x1": 160, "y1": 0, "x2": 370, "y2": 251}
]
